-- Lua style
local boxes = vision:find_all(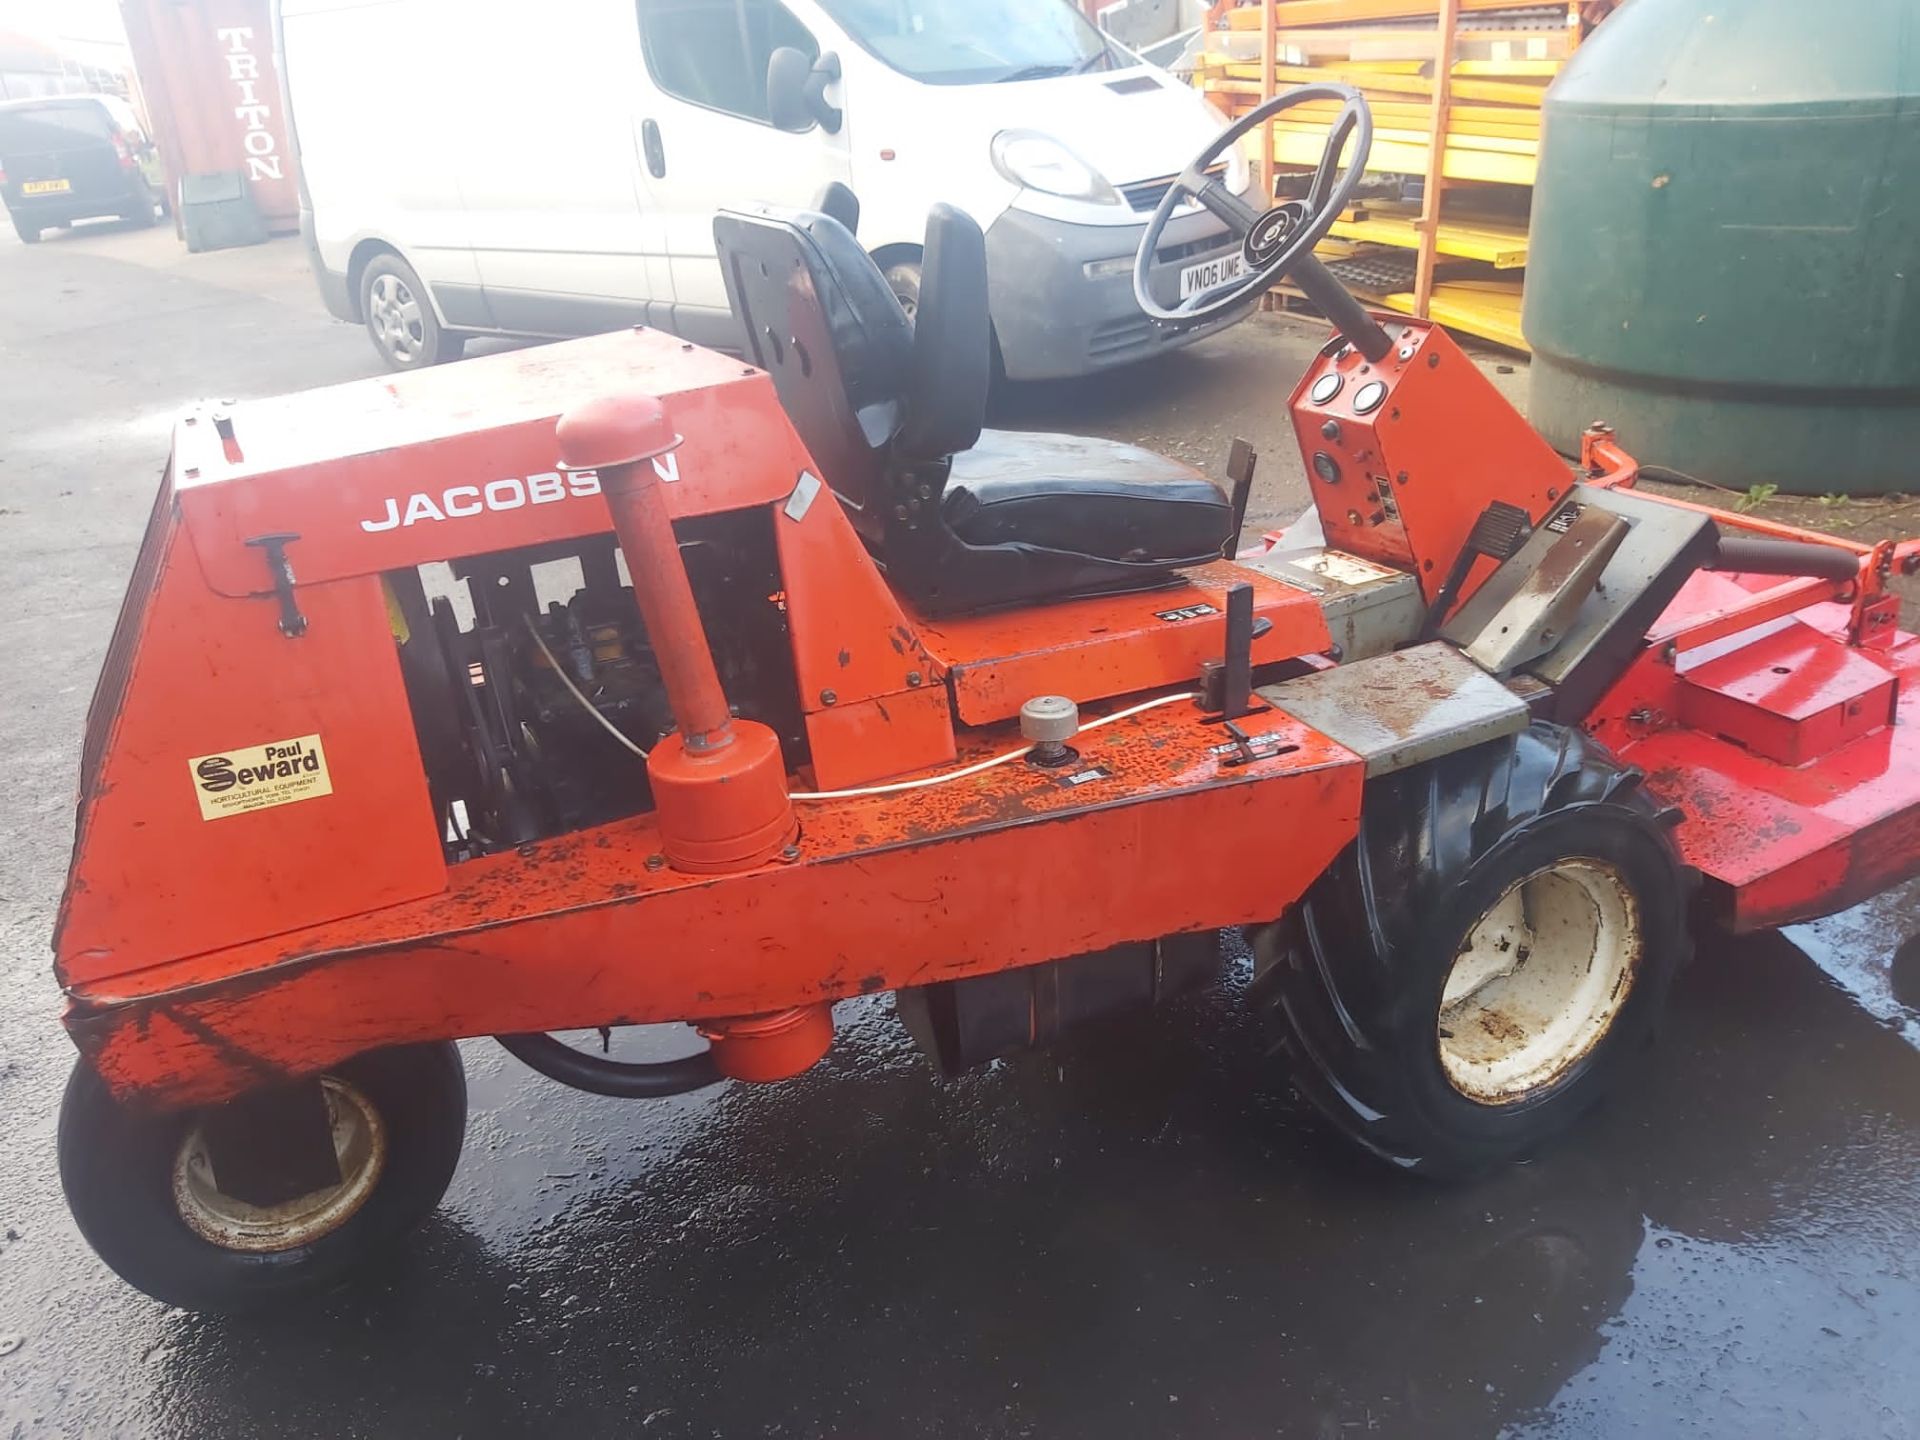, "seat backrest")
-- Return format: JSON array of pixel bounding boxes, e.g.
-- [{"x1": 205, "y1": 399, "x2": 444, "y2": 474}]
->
[
  {"x1": 897, "y1": 204, "x2": 990, "y2": 461},
  {"x1": 715, "y1": 206, "x2": 912, "y2": 546},
  {"x1": 713, "y1": 202, "x2": 992, "y2": 554}
]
